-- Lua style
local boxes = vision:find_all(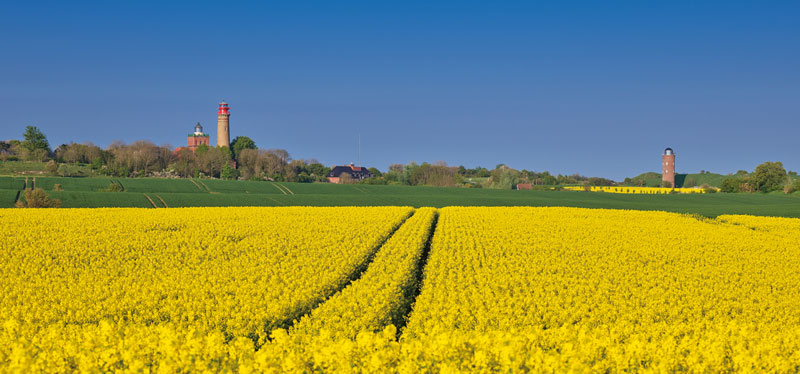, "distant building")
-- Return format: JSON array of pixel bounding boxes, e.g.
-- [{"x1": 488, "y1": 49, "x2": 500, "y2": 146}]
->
[
  {"x1": 217, "y1": 101, "x2": 230, "y2": 147},
  {"x1": 662, "y1": 147, "x2": 675, "y2": 187},
  {"x1": 327, "y1": 164, "x2": 374, "y2": 184},
  {"x1": 174, "y1": 123, "x2": 210, "y2": 154},
  {"x1": 516, "y1": 183, "x2": 532, "y2": 190},
  {"x1": 188, "y1": 123, "x2": 210, "y2": 149}
]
